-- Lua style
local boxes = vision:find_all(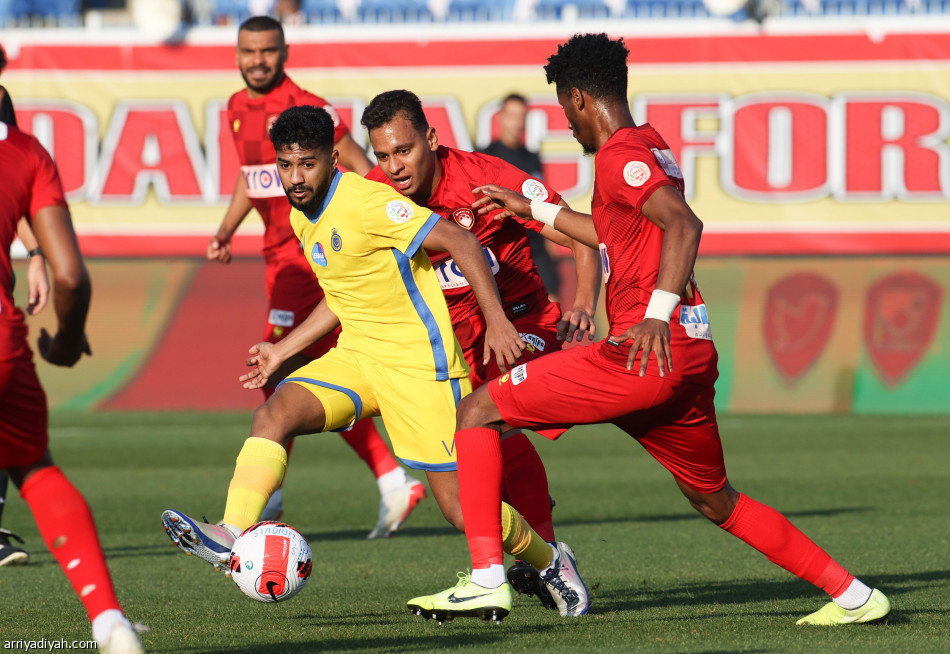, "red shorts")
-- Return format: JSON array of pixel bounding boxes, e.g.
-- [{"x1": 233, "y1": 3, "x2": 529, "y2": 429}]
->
[
  {"x1": 0, "y1": 351, "x2": 49, "y2": 469},
  {"x1": 454, "y1": 296, "x2": 563, "y2": 388},
  {"x1": 487, "y1": 341, "x2": 726, "y2": 493},
  {"x1": 264, "y1": 259, "x2": 340, "y2": 360}
]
